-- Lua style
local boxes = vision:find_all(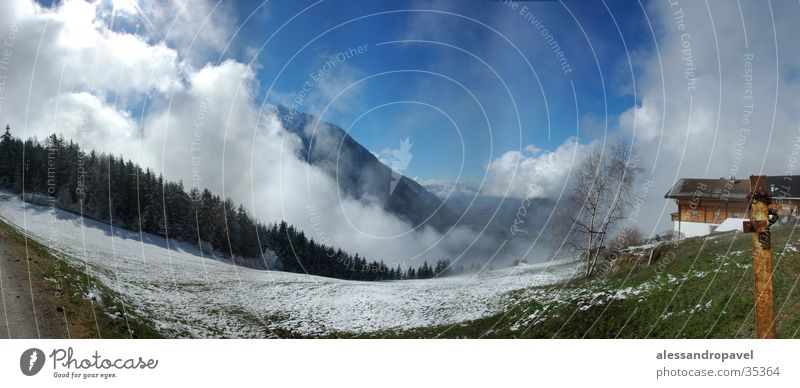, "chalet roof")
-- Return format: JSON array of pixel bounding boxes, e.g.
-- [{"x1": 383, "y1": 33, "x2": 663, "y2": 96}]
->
[
  {"x1": 664, "y1": 178, "x2": 749, "y2": 200},
  {"x1": 665, "y1": 176, "x2": 800, "y2": 201}
]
